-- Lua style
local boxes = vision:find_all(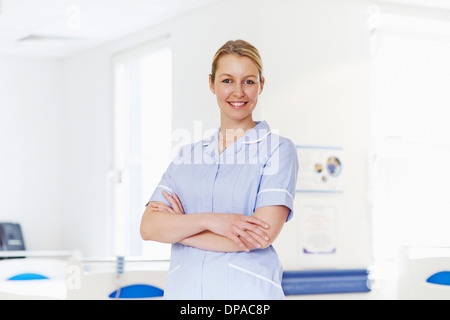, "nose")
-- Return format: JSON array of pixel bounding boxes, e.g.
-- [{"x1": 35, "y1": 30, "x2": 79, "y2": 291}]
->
[{"x1": 233, "y1": 83, "x2": 245, "y2": 98}]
